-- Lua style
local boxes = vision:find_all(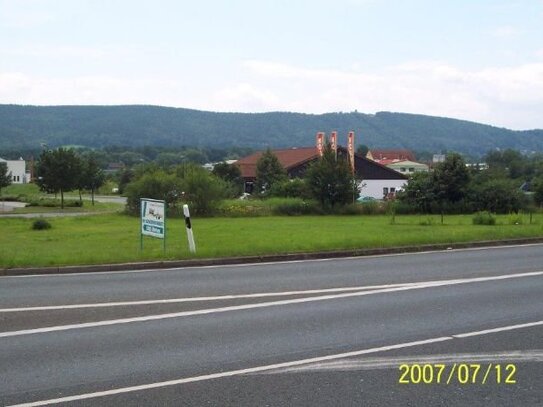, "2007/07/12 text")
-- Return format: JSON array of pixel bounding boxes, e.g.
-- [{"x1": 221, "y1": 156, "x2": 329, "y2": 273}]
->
[{"x1": 398, "y1": 363, "x2": 517, "y2": 385}]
